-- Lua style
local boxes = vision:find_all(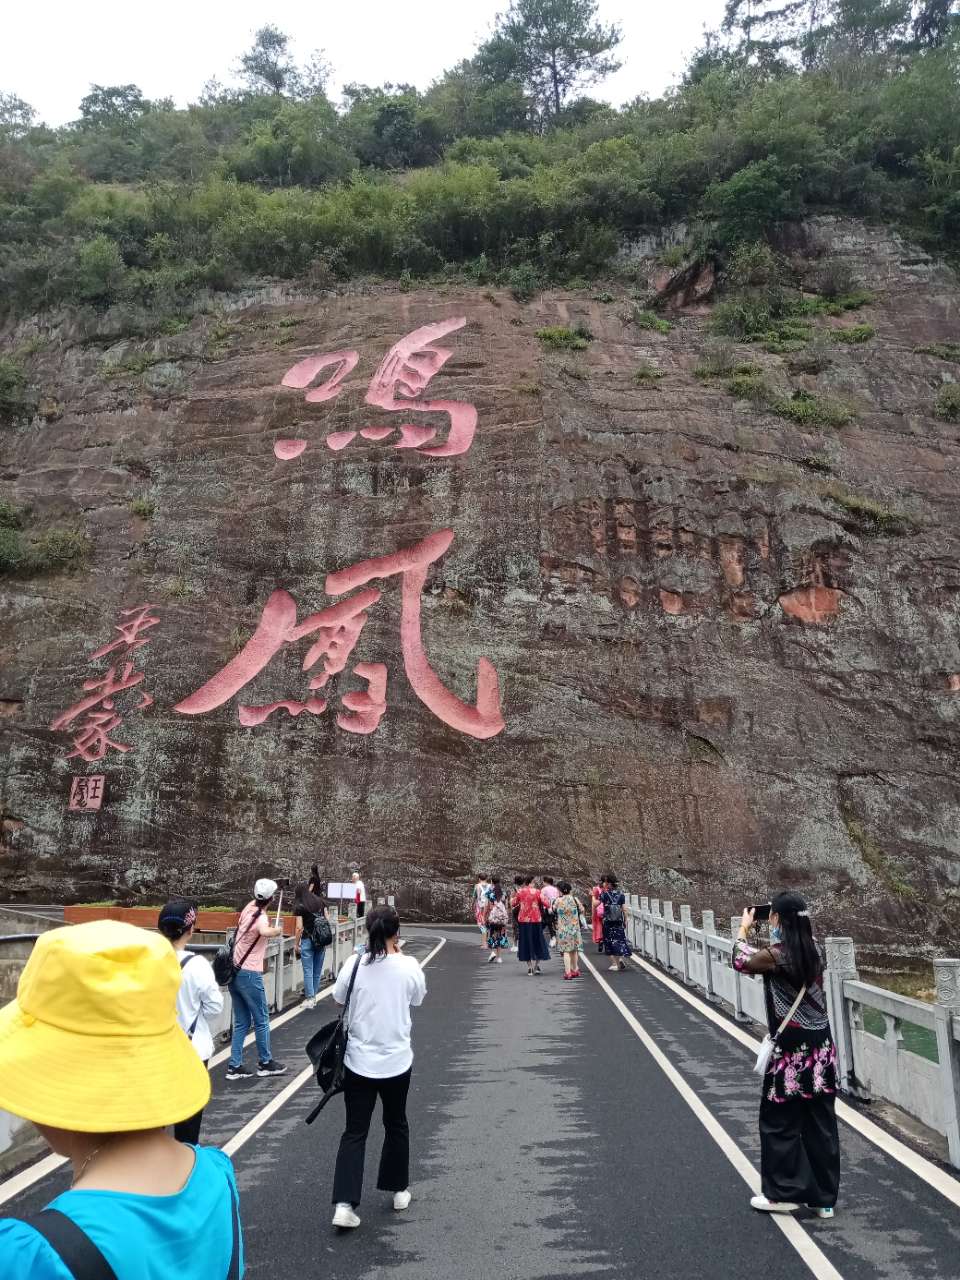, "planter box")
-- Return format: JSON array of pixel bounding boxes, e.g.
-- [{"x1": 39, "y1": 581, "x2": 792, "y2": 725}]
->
[{"x1": 63, "y1": 905, "x2": 297, "y2": 936}]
